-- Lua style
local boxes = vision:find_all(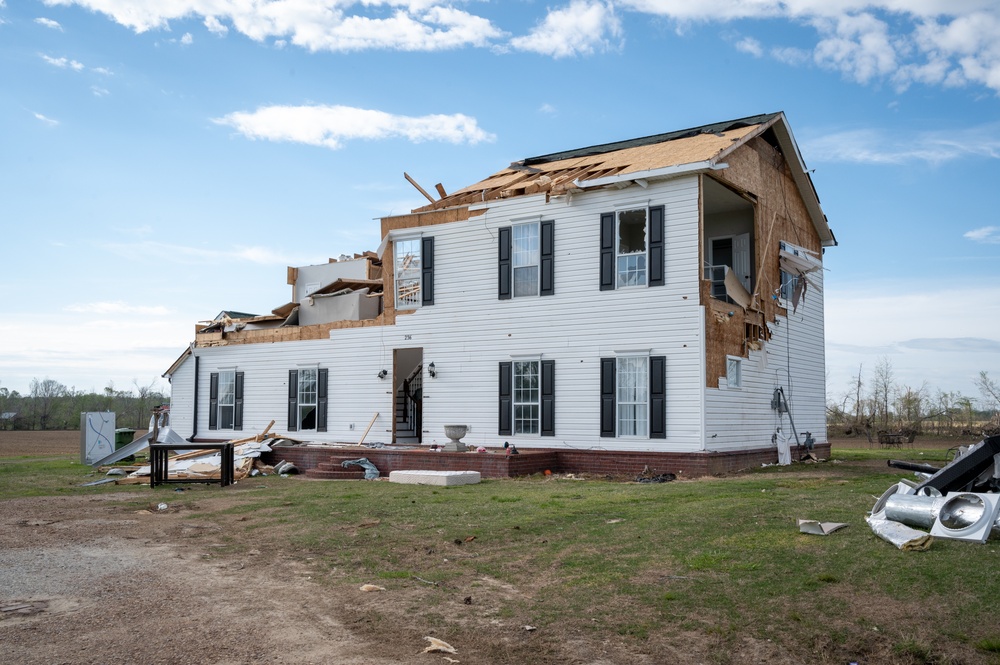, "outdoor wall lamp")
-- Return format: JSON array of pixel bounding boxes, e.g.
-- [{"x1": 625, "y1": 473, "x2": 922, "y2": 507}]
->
[
  {"x1": 428, "y1": 362, "x2": 437, "y2": 378},
  {"x1": 377, "y1": 369, "x2": 388, "y2": 380}
]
